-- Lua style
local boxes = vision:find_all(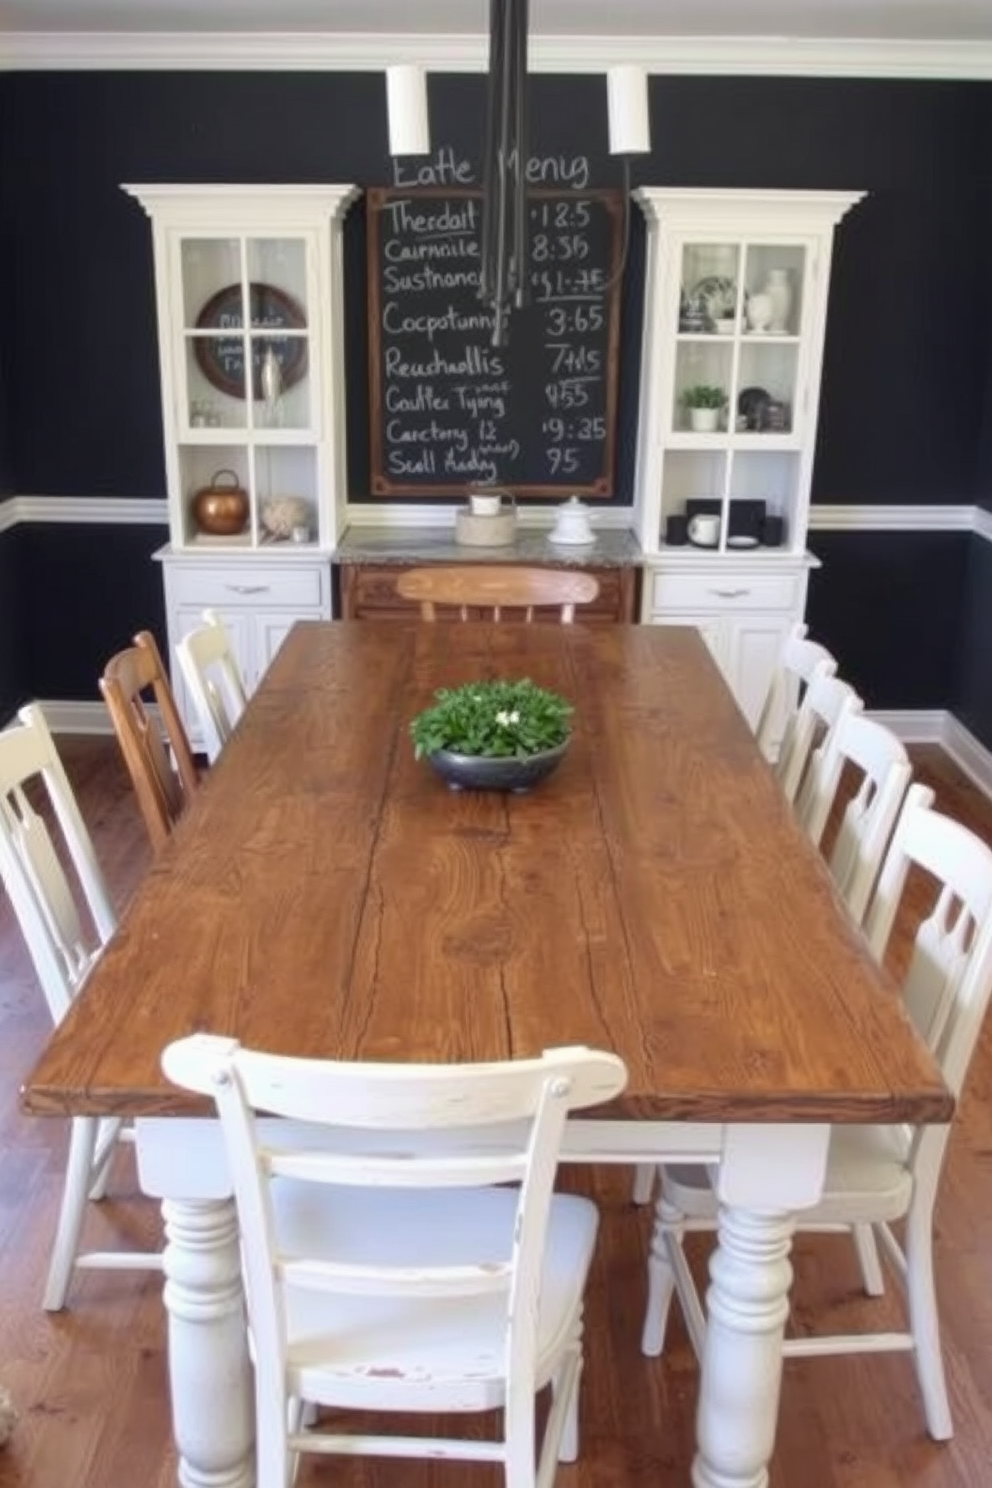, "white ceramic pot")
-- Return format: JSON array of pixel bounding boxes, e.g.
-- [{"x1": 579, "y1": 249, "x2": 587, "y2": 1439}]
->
[
  {"x1": 469, "y1": 491, "x2": 503, "y2": 517},
  {"x1": 550, "y1": 496, "x2": 594, "y2": 545},
  {"x1": 689, "y1": 407, "x2": 720, "y2": 433}
]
